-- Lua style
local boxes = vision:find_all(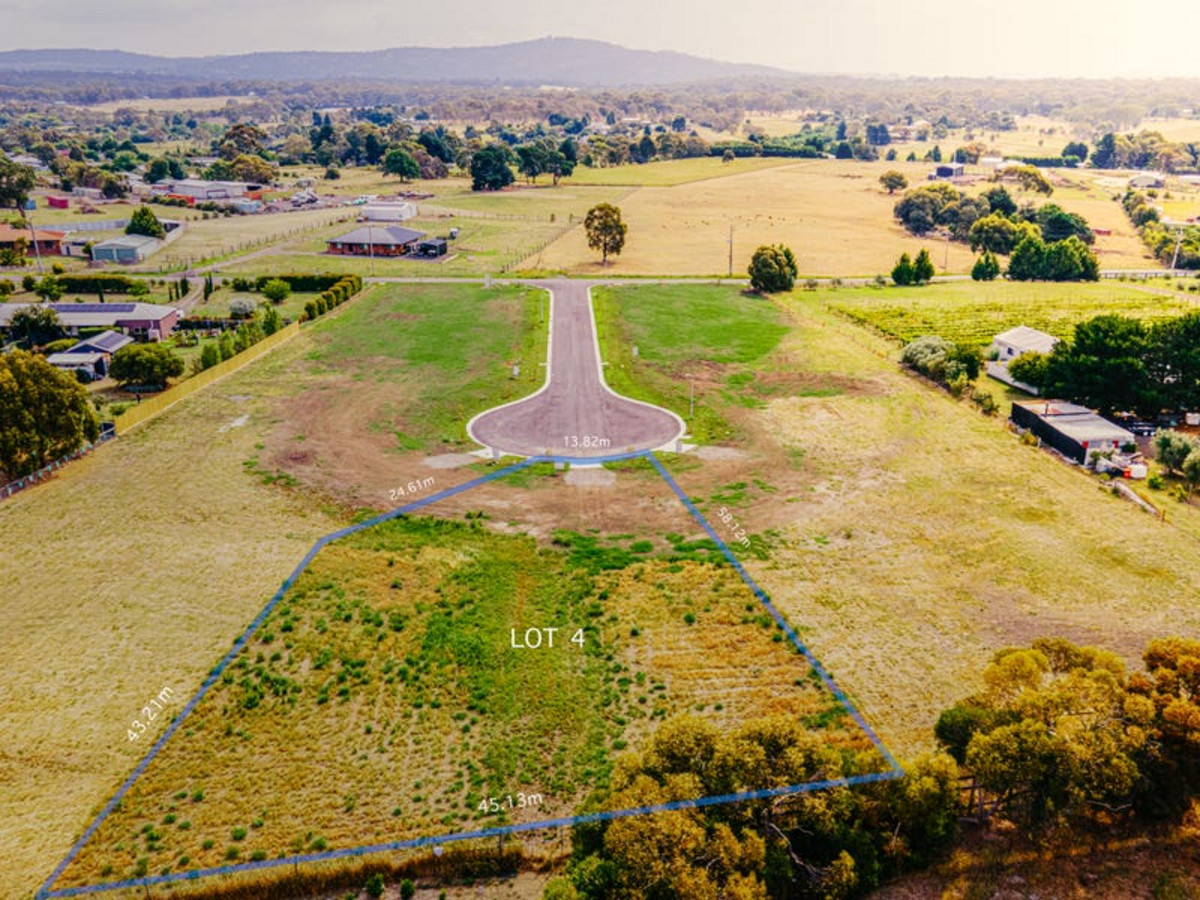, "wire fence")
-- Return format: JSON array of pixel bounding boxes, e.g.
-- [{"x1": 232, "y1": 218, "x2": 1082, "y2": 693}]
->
[
  {"x1": 147, "y1": 214, "x2": 354, "y2": 274},
  {"x1": 0, "y1": 423, "x2": 116, "y2": 503}
]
